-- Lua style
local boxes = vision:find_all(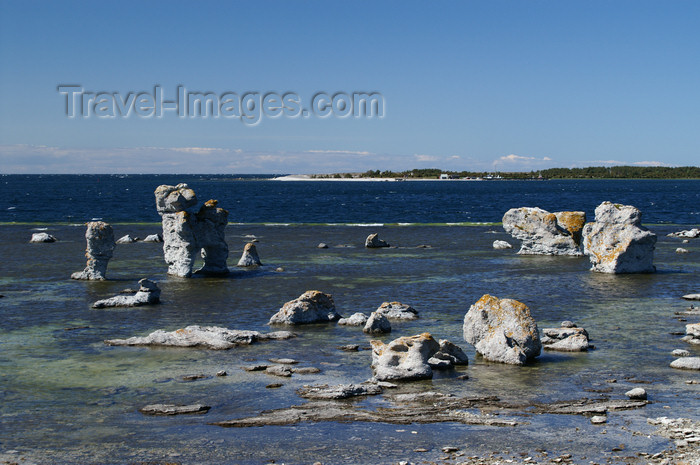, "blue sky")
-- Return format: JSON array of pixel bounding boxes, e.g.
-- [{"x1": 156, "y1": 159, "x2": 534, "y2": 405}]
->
[{"x1": 1, "y1": 1, "x2": 698, "y2": 174}]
